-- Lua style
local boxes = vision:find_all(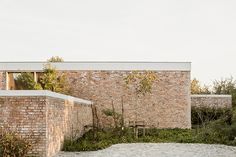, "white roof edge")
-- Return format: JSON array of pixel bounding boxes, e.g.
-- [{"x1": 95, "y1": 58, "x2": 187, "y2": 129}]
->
[
  {"x1": 191, "y1": 94, "x2": 232, "y2": 98},
  {"x1": 0, "y1": 90, "x2": 93, "y2": 105},
  {"x1": 0, "y1": 62, "x2": 191, "y2": 71}
]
